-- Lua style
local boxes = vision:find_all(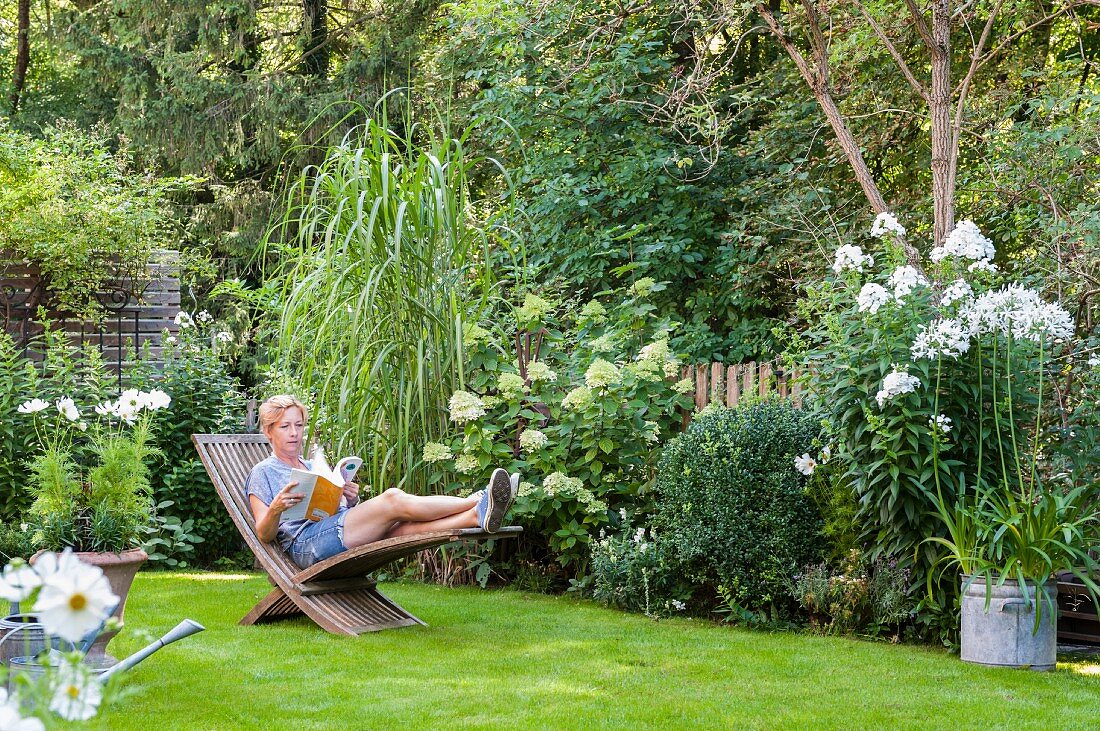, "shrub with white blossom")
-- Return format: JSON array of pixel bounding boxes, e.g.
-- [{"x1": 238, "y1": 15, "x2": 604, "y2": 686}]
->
[{"x1": 790, "y1": 214, "x2": 1093, "y2": 637}]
